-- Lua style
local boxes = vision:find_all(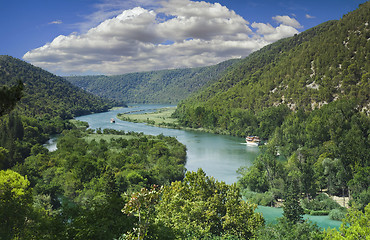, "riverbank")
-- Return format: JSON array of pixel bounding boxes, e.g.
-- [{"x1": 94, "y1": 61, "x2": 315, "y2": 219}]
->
[
  {"x1": 117, "y1": 106, "x2": 178, "y2": 127},
  {"x1": 116, "y1": 106, "x2": 233, "y2": 135}
]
